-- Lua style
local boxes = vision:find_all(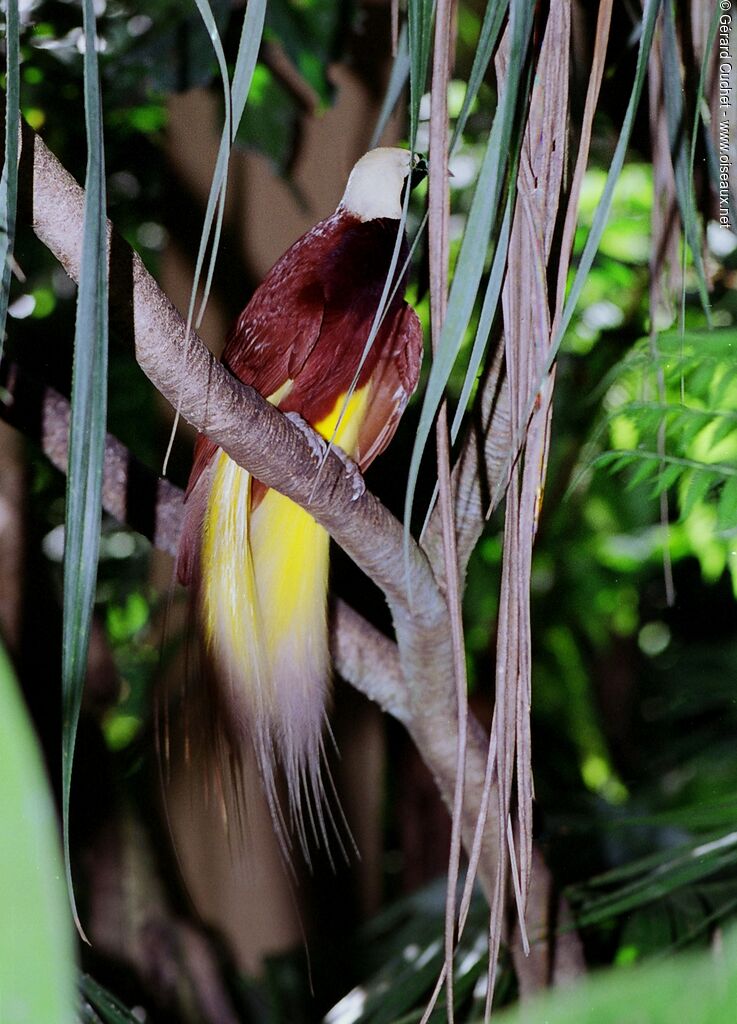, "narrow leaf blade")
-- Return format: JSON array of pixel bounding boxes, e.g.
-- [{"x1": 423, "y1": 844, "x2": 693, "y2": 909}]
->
[{"x1": 61, "y1": 0, "x2": 109, "y2": 938}]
